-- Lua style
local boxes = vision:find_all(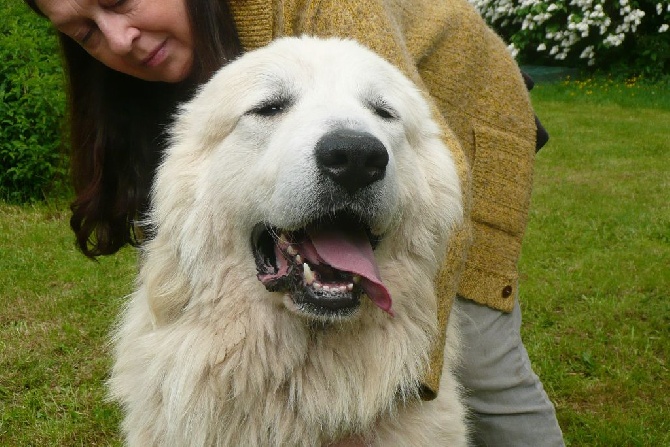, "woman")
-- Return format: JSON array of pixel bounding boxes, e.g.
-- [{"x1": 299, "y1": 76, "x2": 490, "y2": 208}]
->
[{"x1": 25, "y1": 0, "x2": 564, "y2": 445}]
